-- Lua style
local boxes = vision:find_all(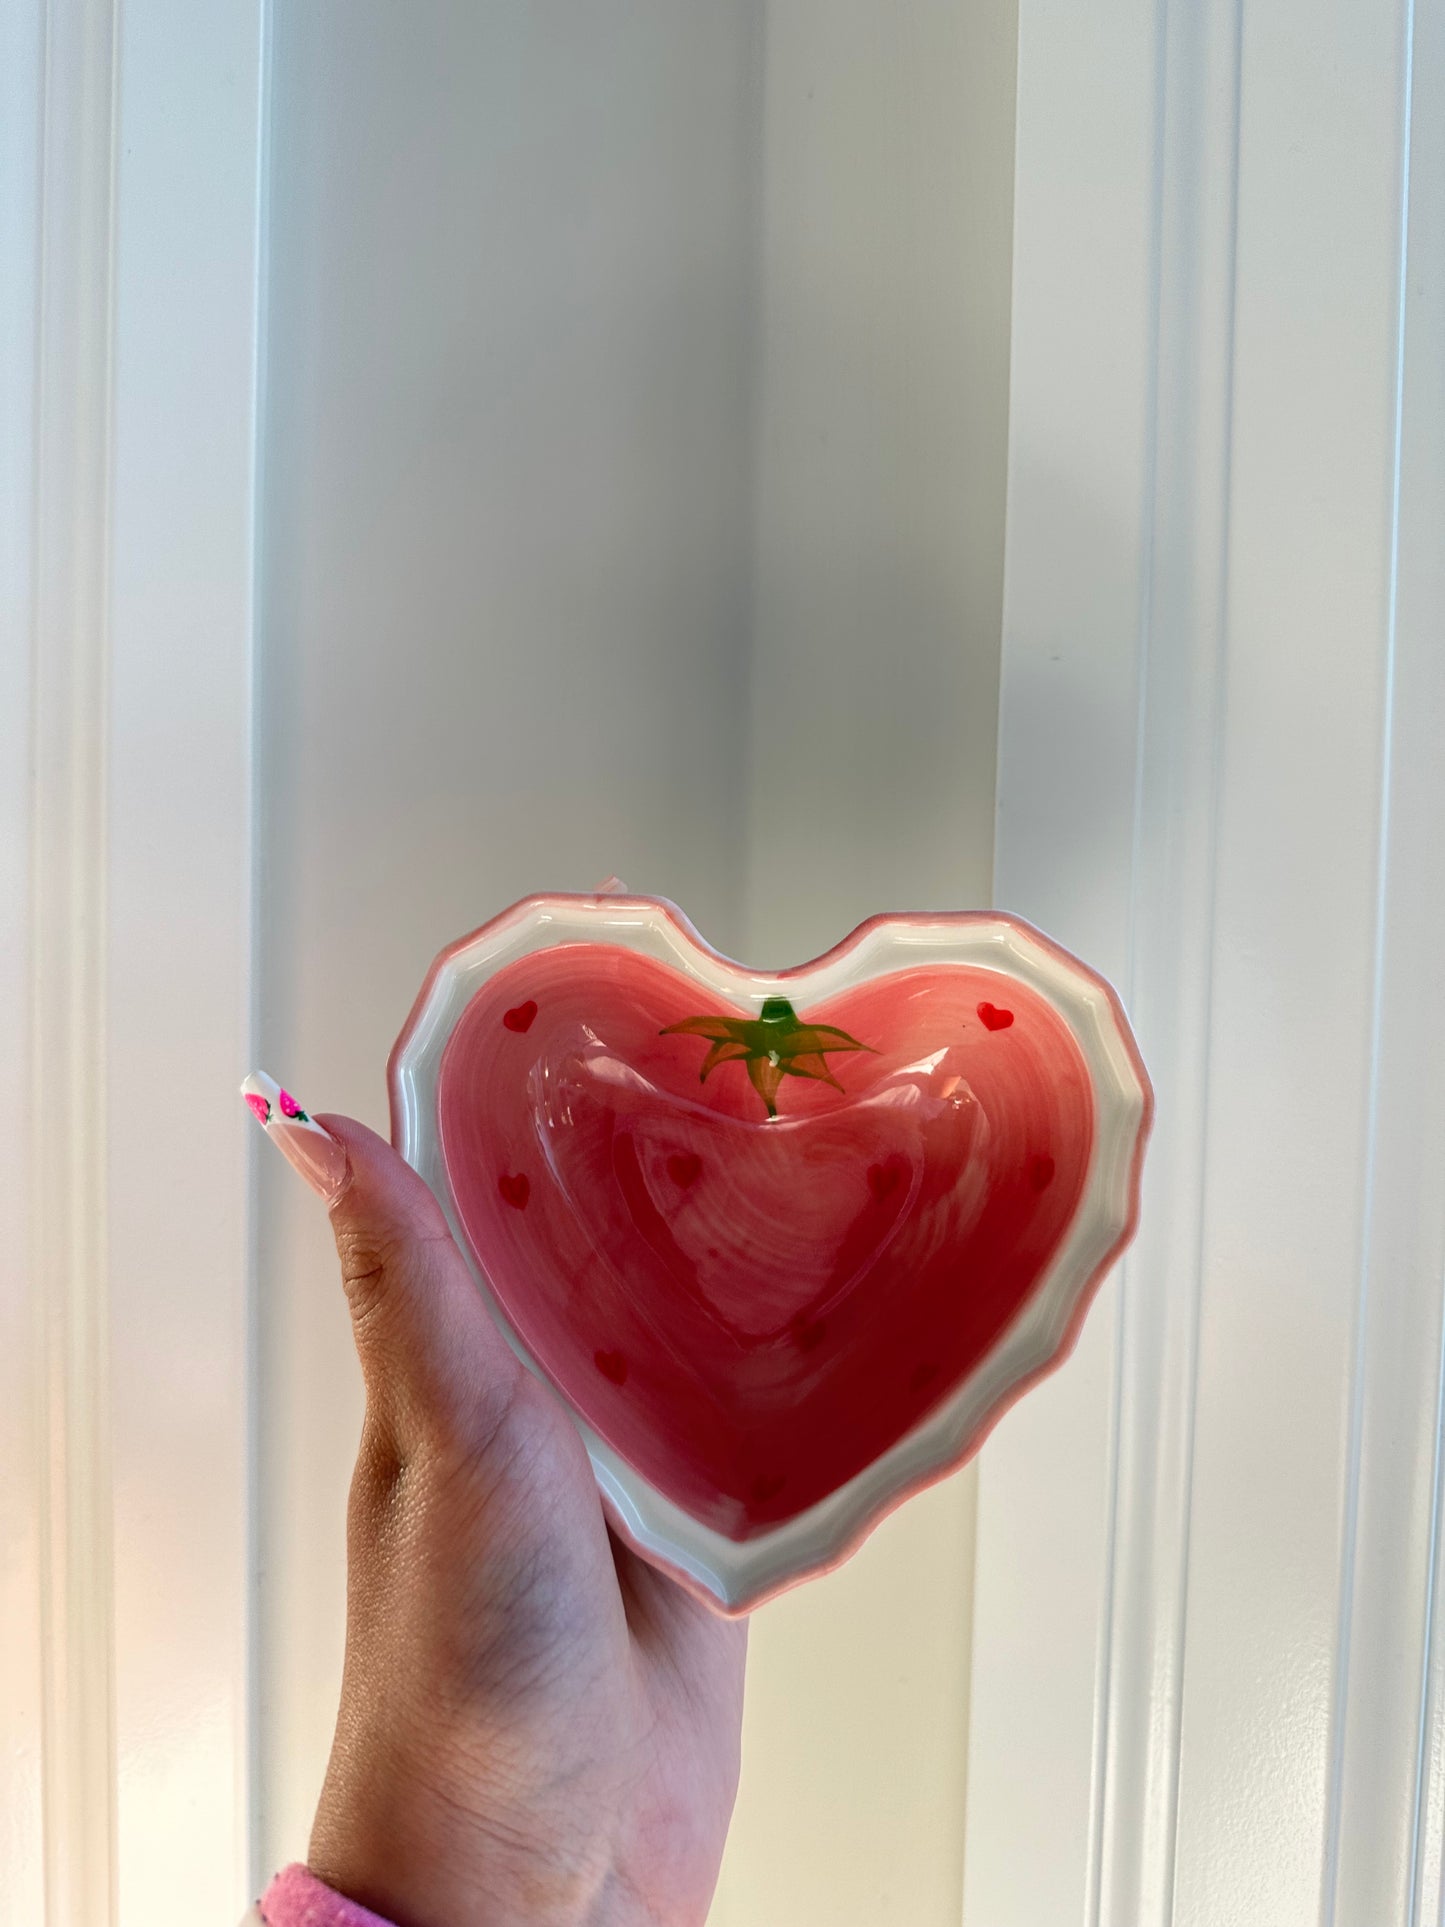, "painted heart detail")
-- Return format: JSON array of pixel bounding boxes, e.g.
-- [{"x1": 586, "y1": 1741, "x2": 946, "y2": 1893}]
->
[{"x1": 391, "y1": 895, "x2": 1151, "y2": 1612}]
